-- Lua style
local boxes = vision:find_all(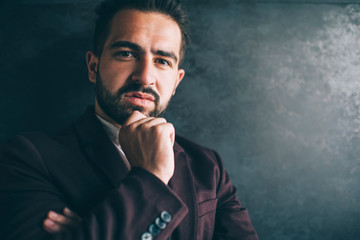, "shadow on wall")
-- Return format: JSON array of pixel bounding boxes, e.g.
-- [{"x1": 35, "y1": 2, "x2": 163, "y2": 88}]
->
[
  {"x1": 167, "y1": 1, "x2": 360, "y2": 239},
  {"x1": 0, "y1": 2, "x2": 95, "y2": 141}
]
